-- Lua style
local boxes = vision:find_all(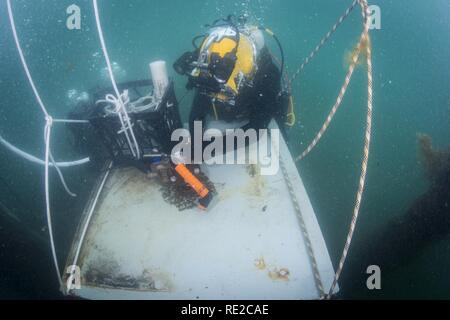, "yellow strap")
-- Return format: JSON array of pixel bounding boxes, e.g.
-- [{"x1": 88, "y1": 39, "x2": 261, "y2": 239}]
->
[
  {"x1": 265, "y1": 28, "x2": 275, "y2": 37},
  {"x1": 212, "y1": 101, "x2": 219, "y2": 121}
]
